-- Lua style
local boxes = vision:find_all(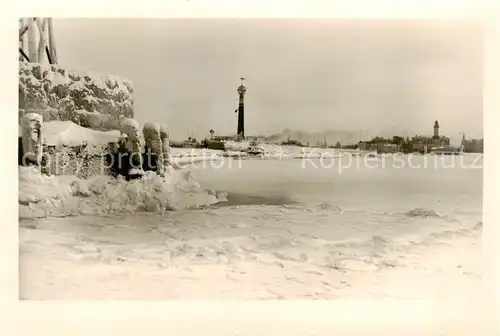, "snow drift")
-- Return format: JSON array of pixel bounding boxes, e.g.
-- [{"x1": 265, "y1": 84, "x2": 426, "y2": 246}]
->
[
  {"x1": 42, "y1": 120, "x2": 120, "y2": 147},
  {"x1": 19, "y1": 165, "x2": 221, "y2": 218}
]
